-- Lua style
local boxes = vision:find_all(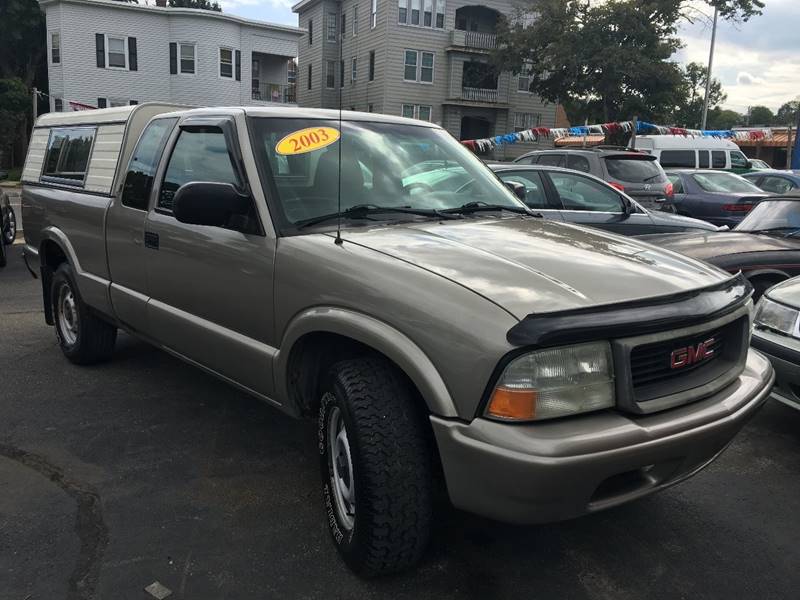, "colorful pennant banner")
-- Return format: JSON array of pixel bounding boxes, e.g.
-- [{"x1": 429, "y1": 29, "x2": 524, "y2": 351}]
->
[{"x1": 460, "y1": 119, "x2": 774, "y2": 152}]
